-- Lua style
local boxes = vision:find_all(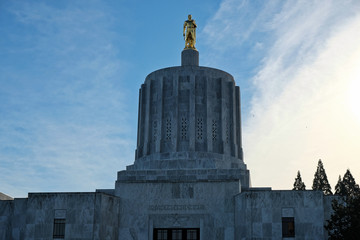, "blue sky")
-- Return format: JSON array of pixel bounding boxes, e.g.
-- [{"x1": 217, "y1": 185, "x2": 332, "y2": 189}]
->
[{"x1": 1, "y1": 0, "x2": 360, "y2": 198}]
